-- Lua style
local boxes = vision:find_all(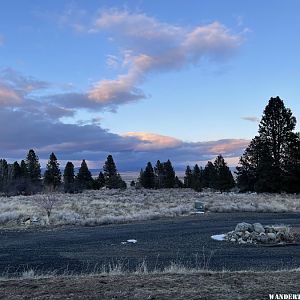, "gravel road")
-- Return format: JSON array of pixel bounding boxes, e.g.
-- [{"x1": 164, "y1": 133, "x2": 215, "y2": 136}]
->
[{"x1": 0, "y1": 212, "x2": 299, "y2": 274}]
